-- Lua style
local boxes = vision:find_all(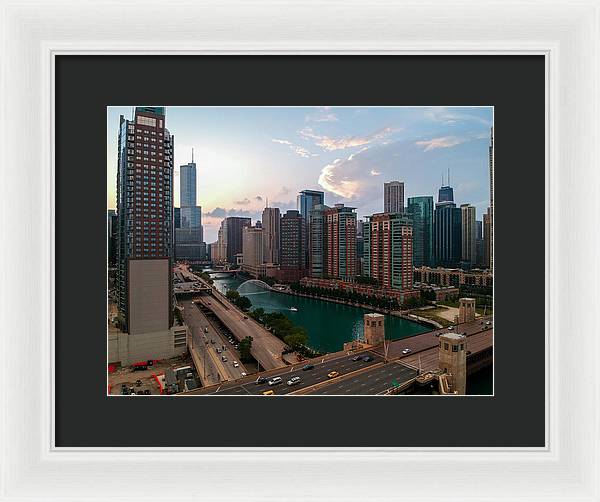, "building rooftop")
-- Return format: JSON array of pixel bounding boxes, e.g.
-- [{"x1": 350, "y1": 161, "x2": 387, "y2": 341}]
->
[
  {"x1": 364, "y1": 313, "x2": 385, "y2": 319},
  {"x1": 440, "y1": 332, "x2": 466, "y2": 341}
]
